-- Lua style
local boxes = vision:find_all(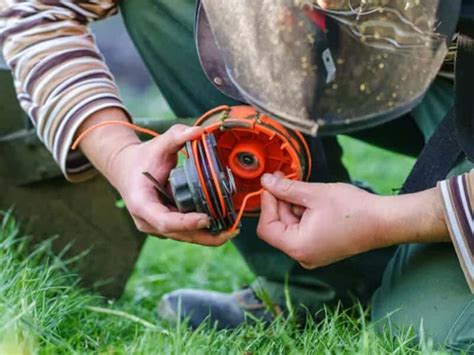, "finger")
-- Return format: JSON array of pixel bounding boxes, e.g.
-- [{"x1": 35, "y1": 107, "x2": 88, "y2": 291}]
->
[
  {"x1": 272, "y1": 171, "x2": 300, "y2": 223},
  {"x1": 131, "y1": 215, "x2": 155, "y2": 234},
  {"x1": 257, "y1": 191, "x2": 288, "y2": 239},
  {"x1": 171, "y1": 226, "x2": 240, "y2": 244},
  {"x1": 168, "y1": 226, "x2": 240, "y2": 246},
  {"x1": 260, "y1": 222, "x2": 301, "y2": 255},
  {"x1": 258, "y1": 191, "x2": 302, "y2": 253},
  {"x1": 261, "y1": 173, "x2": 311, "y2": 206},
  {"x1": 217, "y1": 228, "x2": 240, "y2": 241},
  {"x1": 140, "y1": 203, "x2": 210, "y2": 234},
  {"x1": 278, "y1": 199, "x2": 300, "y2": 224},
  {"x1": 165, "y1": 230, "x2": 235, "y2": 247},
  {"x1": 258, "y1": 190, "x2": 281, "y2": 227},
  {"x1": 152, "y1": 124, "x2": 204, "y2": 155}
]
